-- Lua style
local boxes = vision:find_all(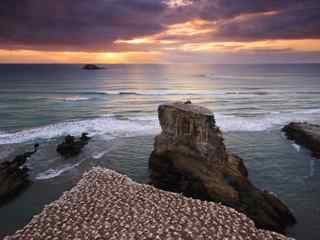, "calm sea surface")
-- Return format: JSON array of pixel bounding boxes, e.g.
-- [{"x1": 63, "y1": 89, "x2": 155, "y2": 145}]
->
[{"x1": 0, "y1": 64, "x2": 320, "y2": 239}]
